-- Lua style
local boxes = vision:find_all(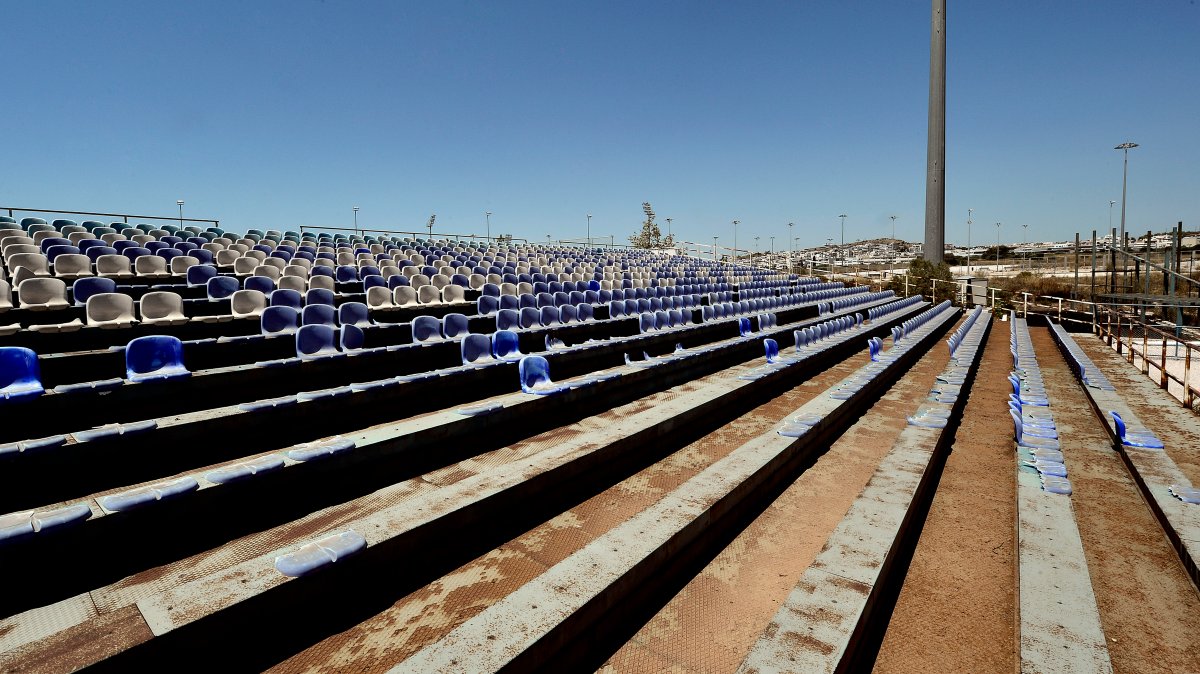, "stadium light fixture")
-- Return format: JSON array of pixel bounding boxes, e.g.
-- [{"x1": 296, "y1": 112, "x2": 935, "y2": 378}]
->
[
  {"x1": 176, "y1": 200, "x2": 184, "y2": 228},
  {"x1": 485, "y1": 211, "x2": 492, "y2": 241},
  {"x1": 1115, "y1": 142, "x2": 1137, "y2": 255}
]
